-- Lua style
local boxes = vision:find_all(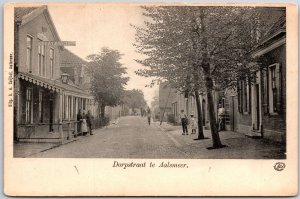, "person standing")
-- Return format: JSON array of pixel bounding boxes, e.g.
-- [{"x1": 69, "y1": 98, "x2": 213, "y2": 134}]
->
[
  {"x1": 77, "y1": 109, "x2": 83, "y2": 136},
  {"x1": 218, "y1": 104, "x2": 226, "y2": 131},
  {"x1": 81, "y1": 110, "x2": 88, "y2": 136},
  {"x1": 85, "y1": 110, "x2": 93, "y2": 135},
  {"x1": 189, "y1": 113, "x2": 197, "y2": 134},
  {"x1": 147, "y1": 108, "x2": 151, "y2": 125},
  {"x1": 179, "y1": 109, "x2": 188, "y2": 135}
]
